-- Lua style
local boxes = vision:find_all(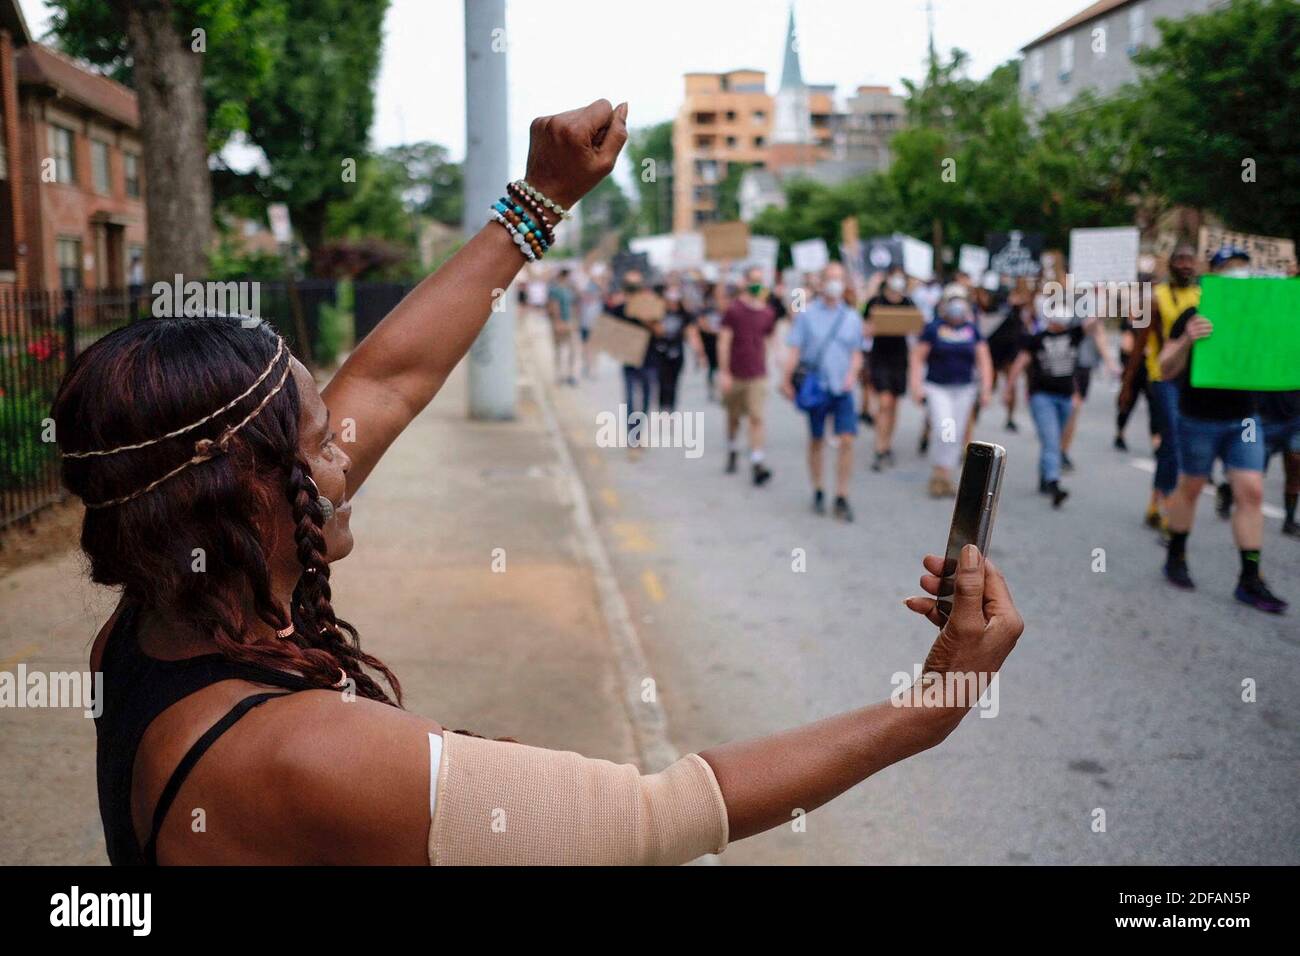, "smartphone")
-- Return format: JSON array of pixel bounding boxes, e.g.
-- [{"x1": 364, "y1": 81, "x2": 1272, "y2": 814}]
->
[{"x1": 935, "y1": 441, "x2": 1007, "y2": 626}]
